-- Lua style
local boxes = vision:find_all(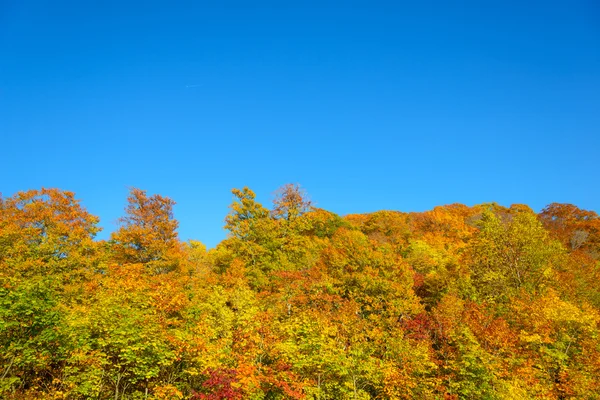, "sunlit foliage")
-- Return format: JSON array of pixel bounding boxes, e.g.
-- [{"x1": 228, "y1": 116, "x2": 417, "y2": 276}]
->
[{"x1": 1, "y1": 186, "x2": 598, "y2": 399}]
